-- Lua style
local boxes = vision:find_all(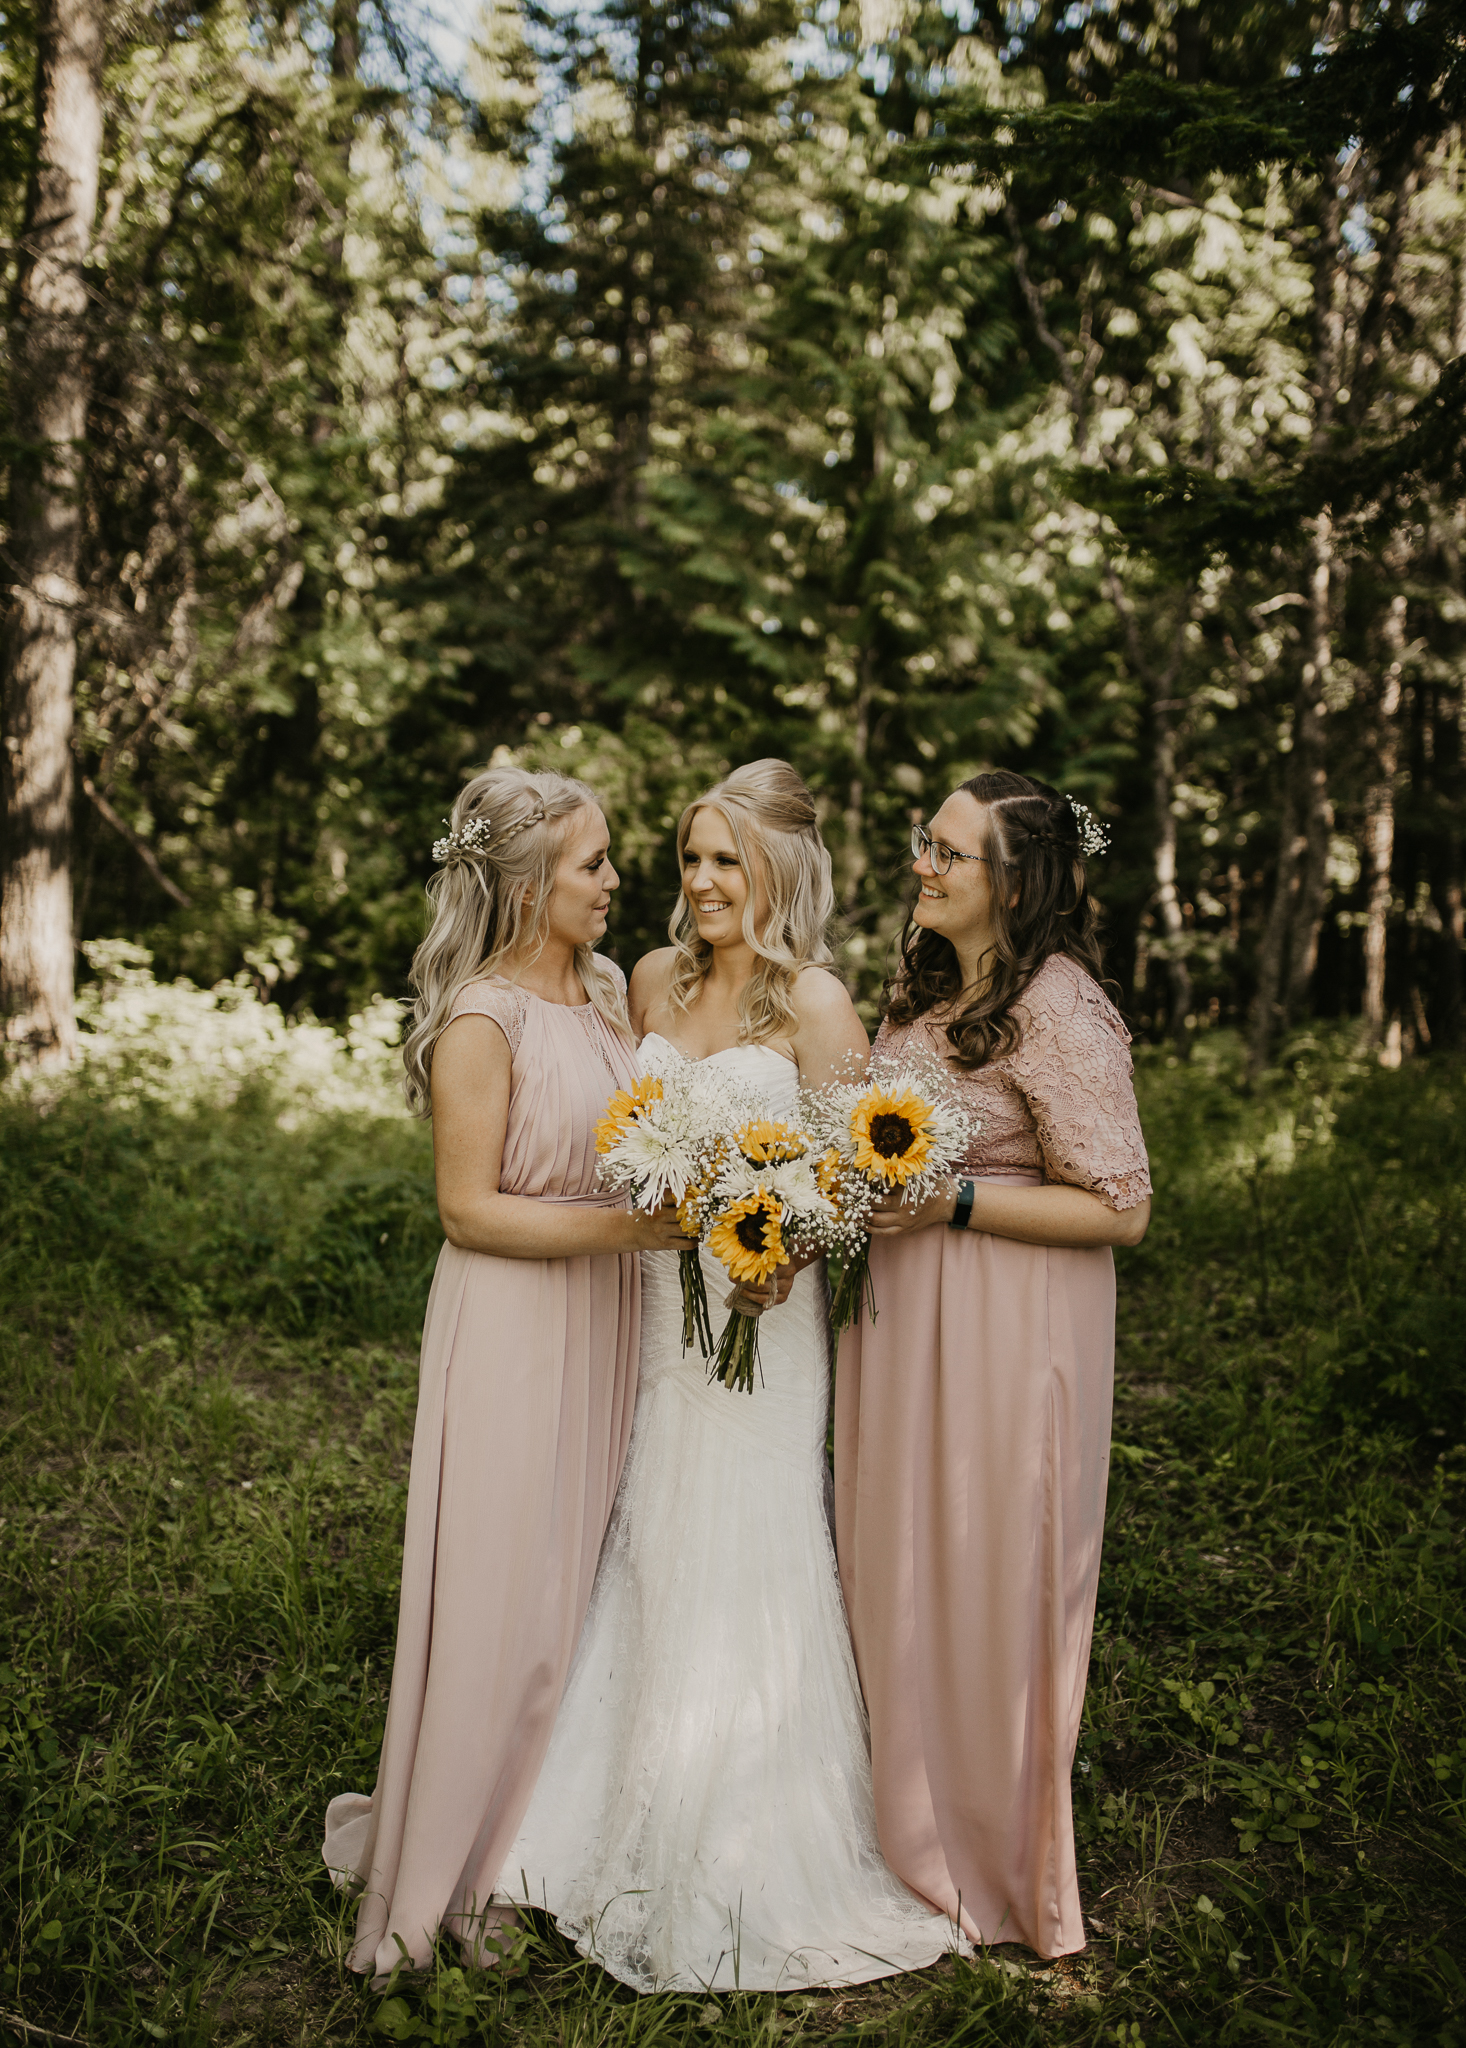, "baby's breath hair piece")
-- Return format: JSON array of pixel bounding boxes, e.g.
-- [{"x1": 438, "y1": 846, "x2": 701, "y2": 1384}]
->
[
  {"x1": 432, "y1": 815, "x2": 494, "y2": 866},
  {"x1": 1065, "y1": 796, "x2": 1111, "y2": 858},
  {"x1": 431, "y1": 801, "x2": 547, "y2": 868}
]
